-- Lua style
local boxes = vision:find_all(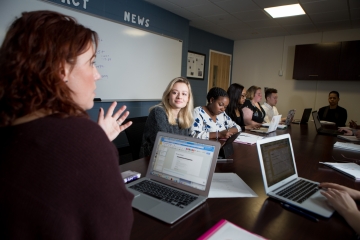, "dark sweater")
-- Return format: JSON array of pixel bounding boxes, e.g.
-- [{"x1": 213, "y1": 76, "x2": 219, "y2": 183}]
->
[
  {"x1": 0, "y1": 114, "x2": 133, "y2": 240},
  {"x1": 318, "y1": 105, "x2": 347, "y2": 127},
  {"x1": 139, "y1": 106, "x2": 190, "y2": 158}
]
